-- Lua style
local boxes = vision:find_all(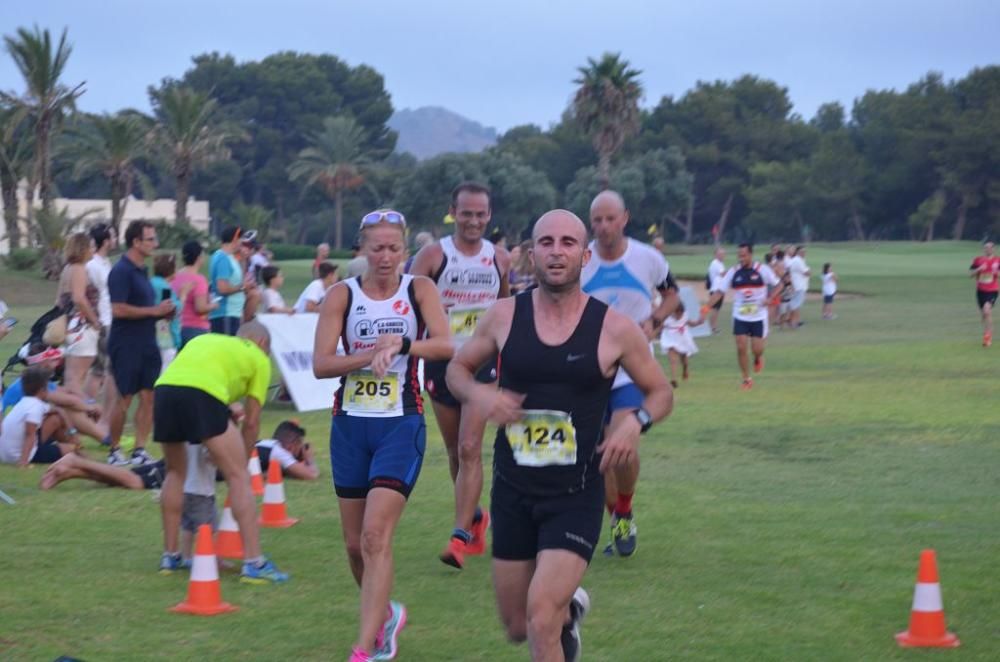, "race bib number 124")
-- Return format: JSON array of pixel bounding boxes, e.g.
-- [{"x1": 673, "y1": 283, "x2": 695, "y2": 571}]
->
[{"x1": 506, "y1": 409, "x2": 577, "y2": 467}]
